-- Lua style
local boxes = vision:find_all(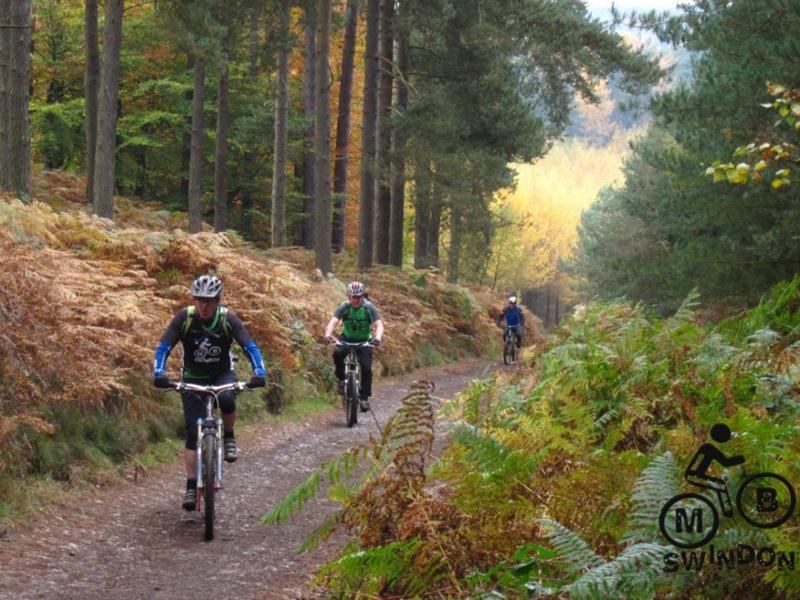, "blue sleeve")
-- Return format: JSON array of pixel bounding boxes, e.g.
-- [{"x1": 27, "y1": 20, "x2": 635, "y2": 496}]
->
[
  {"x1": 244, "y1": 341, "x2": 266, "y2": 377},
  {"x1": 153, "y1": 342, "x2": 172, "y2": 376}
]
